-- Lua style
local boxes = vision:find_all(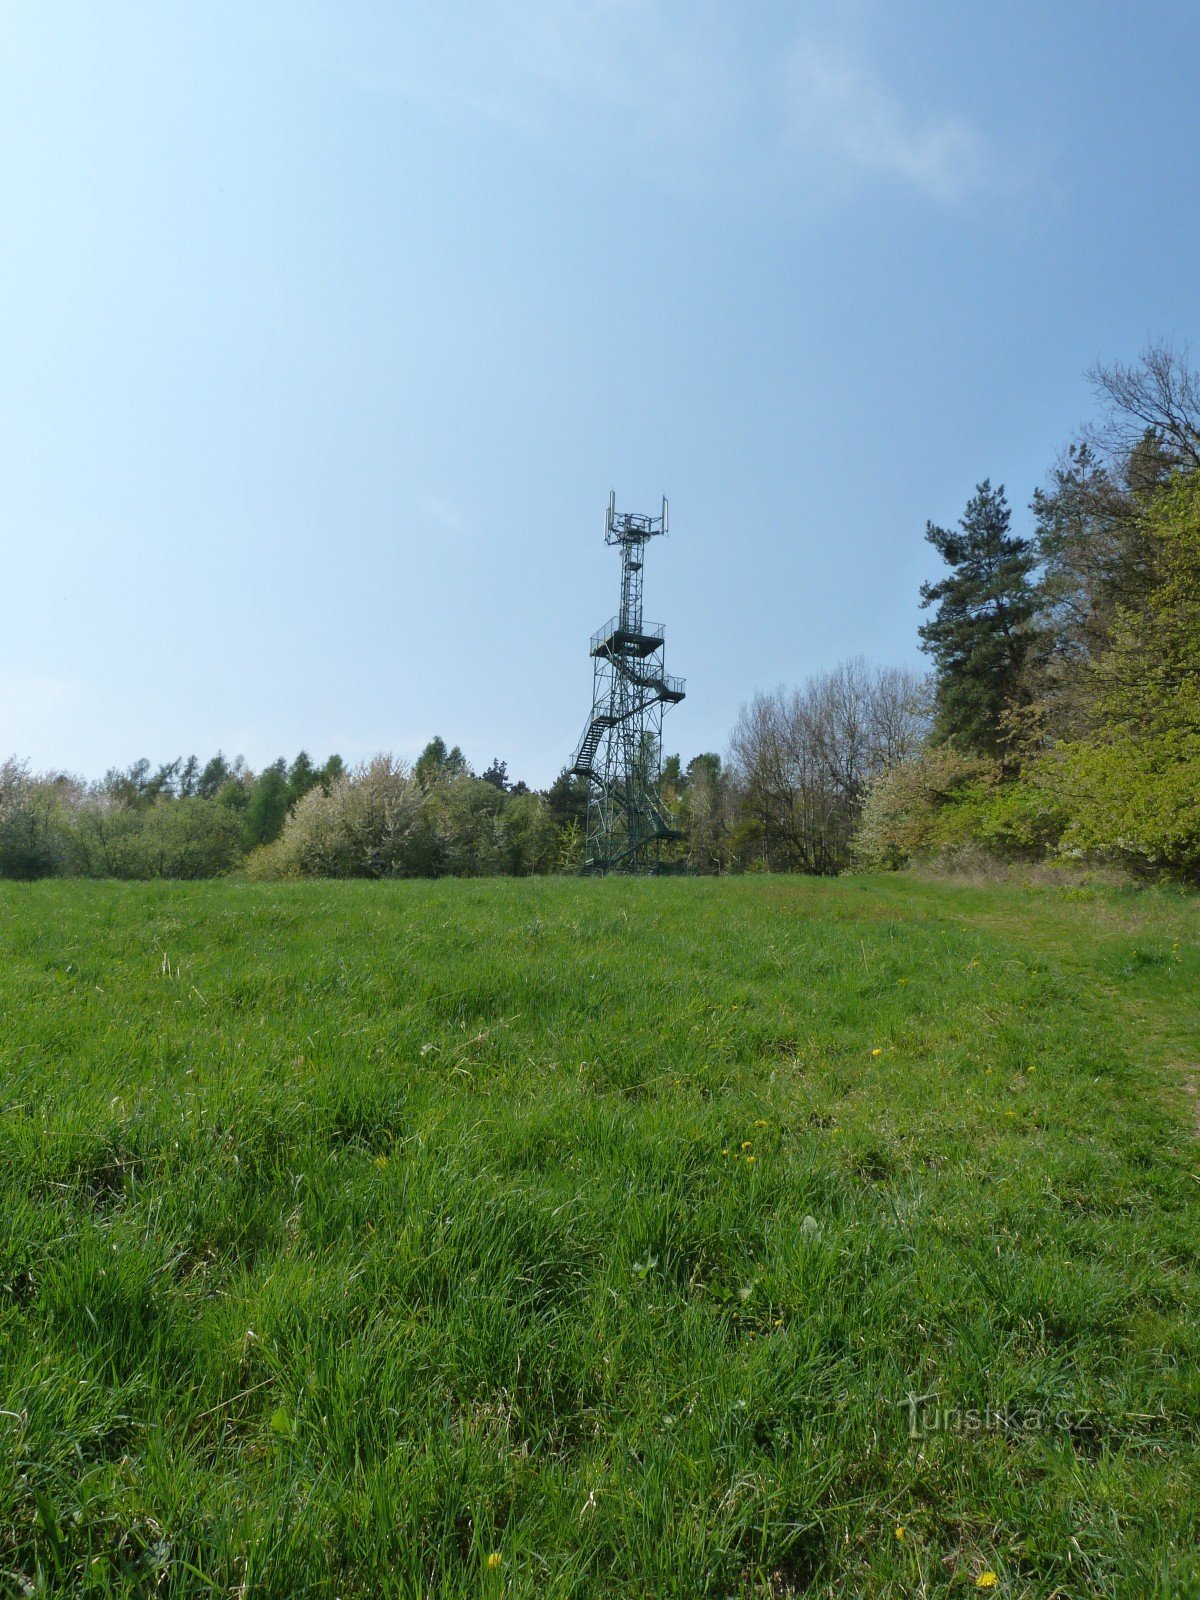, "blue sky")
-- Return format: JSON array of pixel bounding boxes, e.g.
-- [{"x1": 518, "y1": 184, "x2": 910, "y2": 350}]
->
[{"x1": 3, "y1": 1, "x2": 1198, "y2": 786}]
